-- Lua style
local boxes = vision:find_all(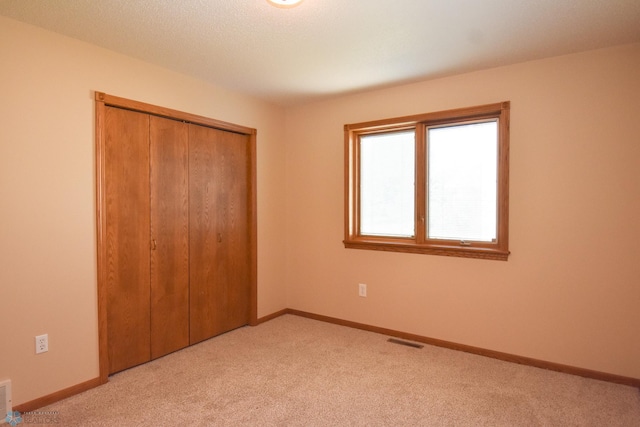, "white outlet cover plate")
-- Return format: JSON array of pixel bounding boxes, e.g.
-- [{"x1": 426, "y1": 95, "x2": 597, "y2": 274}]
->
[
  {"x1": 359, "y1": 283, "x2": 367, "y2": 297},
  {"x1": 35, "y1": 334, "x2": 48, "y2": 354}
]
